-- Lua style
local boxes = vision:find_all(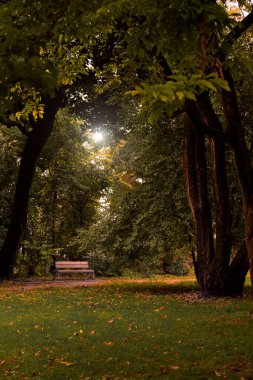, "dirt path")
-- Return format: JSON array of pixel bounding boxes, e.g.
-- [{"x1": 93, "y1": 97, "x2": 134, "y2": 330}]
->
[{"x1": 0, "y1": 276, "x2": 196, "y2": 291}]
